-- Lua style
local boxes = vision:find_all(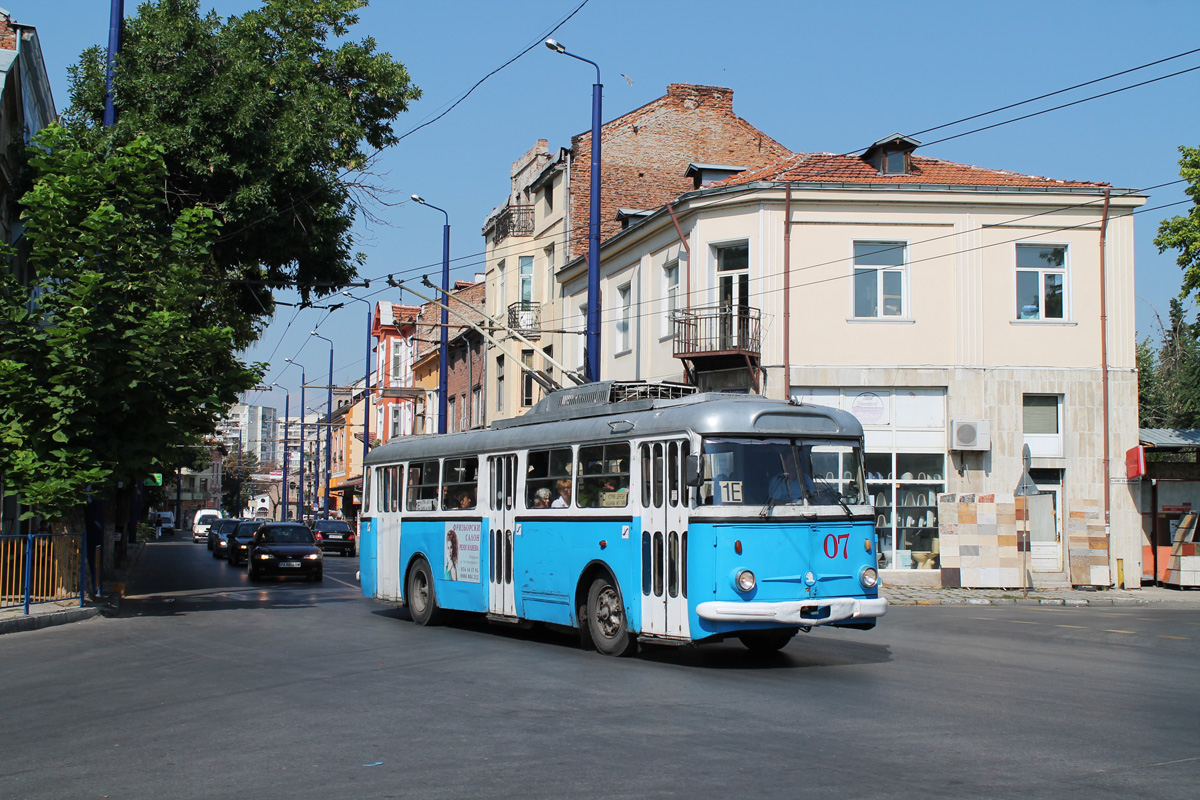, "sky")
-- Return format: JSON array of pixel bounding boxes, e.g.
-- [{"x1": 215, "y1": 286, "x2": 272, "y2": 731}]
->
[{"x1": 21, "y1": 0, "x2": 1200, "y2": 420}]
